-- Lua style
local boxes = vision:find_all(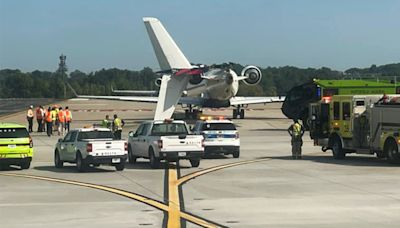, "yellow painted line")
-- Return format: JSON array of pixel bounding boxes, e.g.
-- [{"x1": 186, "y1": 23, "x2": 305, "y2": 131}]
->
[
  {"x1": 177, "y1": 158, "x2": 272, "y2": 186},
  {"x1": 0, "y1": 173, "x2": 169, "y2": 211},
  {"x1": 168, "y1": 165, "x2": 221, "y2": 228},
  {"x1": 168, "y1": 165, "x2": 181, "y2": 228},
  {"x1": 179, "y1": 211, "x2": 219, "y2": 228}
]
